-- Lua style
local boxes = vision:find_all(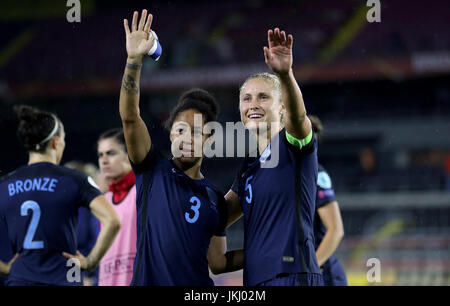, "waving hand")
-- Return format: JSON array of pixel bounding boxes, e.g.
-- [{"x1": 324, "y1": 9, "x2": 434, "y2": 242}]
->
[
  {"x1": 263, "y1": 28, "x2": 293, "y2": 76},
  {"x1": 124, "y1": 10, "x2": 154, "y2": 60}
]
